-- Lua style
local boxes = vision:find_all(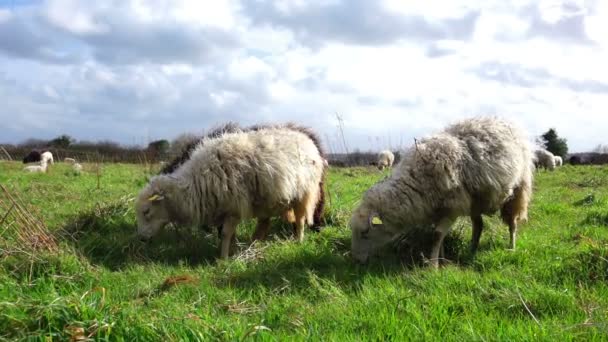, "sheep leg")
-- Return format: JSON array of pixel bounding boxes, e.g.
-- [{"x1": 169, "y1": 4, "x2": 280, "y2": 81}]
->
[
  {"x1": 430, "y1": 217, "x2": 455, "y2": 269},
  {"x1": 508, "y1": 221, "x2": 517, "y2": 250},
  {"x1": 501, "y1": 193, "x2": 521, "y2": 251},
  {"x1": 293, "y1": 214, "x2": 306, "y2": 242},
  {"x1": 252, "y1": 217, "x2": 271, "y2": 241},
  {"x1": 470, "y1": 214, "x2": 484, "y2": 254},
  {"x1": 293, "y1": 207, "x2": 307, "y2": 243},
  {"x1": 293, "y1": 190, "x2": 317, "y2": 242},
  {"x1": 220, "y1": 218, "x2": 239, "y2": 259}
]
